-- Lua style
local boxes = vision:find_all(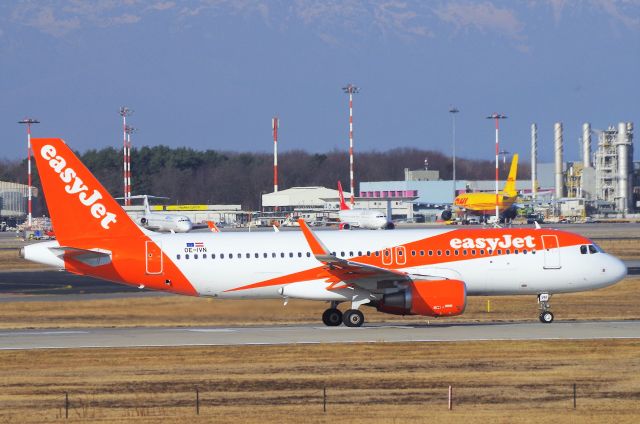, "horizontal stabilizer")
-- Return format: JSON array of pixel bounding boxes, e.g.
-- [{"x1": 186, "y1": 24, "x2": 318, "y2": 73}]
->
[{"x1": 49, "y1": 246, "x2": 112, "y2": 267}]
